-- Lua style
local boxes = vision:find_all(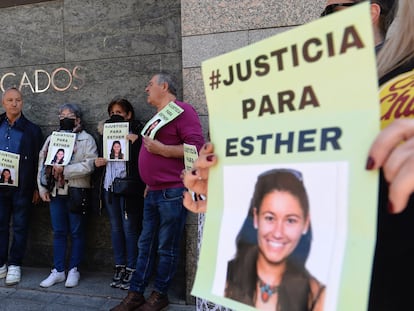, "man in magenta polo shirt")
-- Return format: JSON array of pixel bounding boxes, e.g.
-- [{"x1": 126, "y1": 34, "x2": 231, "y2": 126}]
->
[{"x1": 111, "y1": 71, "x2": 204, "y2": 311}]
